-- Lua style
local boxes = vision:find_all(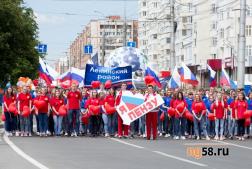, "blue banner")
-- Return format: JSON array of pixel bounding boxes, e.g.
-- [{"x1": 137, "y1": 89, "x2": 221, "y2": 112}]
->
[{"x1": 84, "y1": 64, "x2": 132, "y2": 86}]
